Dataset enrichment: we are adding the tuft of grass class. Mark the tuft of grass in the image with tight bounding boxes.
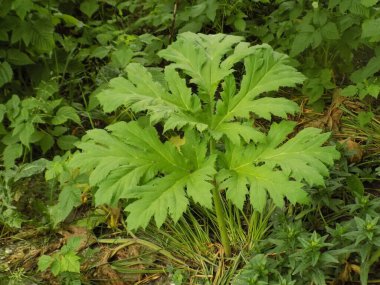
[139,202,275,284]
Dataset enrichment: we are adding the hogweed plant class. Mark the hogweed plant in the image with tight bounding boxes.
[69,33,339,257]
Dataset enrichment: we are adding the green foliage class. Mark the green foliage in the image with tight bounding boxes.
[38,237,82,277]
[233,167,380,285]
[1,0,379,282]
[0,159,49,228]
[0,61,12,87]
[123,0,219,33]
[0,1,59,93]
[0,0,168,229]
[0,0,189,236]
[233,229,339,285]
[336,192,380,285]
[0,82,81,170]
[70,33,339,233]
[250,0,380,104]
[234,255,298,285]
[44,153,88,226]
[234,195,380,285]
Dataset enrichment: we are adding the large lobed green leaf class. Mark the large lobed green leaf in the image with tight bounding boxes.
[70,32,338,230]
[70,121,216,229]
[218,121,340,212]
[97,34,304,143]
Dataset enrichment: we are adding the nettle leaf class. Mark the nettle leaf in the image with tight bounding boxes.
[111,46,133,68]
[57,135,79,150]
[321,22,340,40]
[13,121,35,146]
[361,0,378,7]
[3,143,23,169]
[350,55,380,83]
[12,0,33,19]
[64,237,82,252]
[36,80,59,100]
[362,18,380,41]
[38,255,53,272]
[50,185,81,226]
[357,111,374,127]
[290,32,313,56]
[71,33,337,230]
[13,158,48,182]
[29,17,55,53]
[6,49,34,65]
[80,0,99,18]
[0,61,13,87]
[57,252,81,274]
[52,106,81,125]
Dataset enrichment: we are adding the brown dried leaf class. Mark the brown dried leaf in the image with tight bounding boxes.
[302,90,345,131]
[23,248,42,270]
[108,207,121,228]
[338,262,352,282]
[327,108,343,131]
[344,100,364,111]
[324,92,345,131]
[340,138,364,163]
[305,118,326,129]
[114,244,141,259]
[93,247,124,285]
[350,264,361,274]
[96,264,125,285]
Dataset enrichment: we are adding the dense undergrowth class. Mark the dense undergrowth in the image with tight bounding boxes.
[0,0,380,284]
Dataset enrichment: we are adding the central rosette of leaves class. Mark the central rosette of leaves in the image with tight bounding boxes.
[70,33,339,233]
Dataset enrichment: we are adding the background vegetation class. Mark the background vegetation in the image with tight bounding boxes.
[0,0,379,284]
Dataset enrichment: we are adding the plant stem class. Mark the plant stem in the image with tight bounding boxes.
[369,248,380,266]
[209,139,231,257]
[212,185,231,257]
